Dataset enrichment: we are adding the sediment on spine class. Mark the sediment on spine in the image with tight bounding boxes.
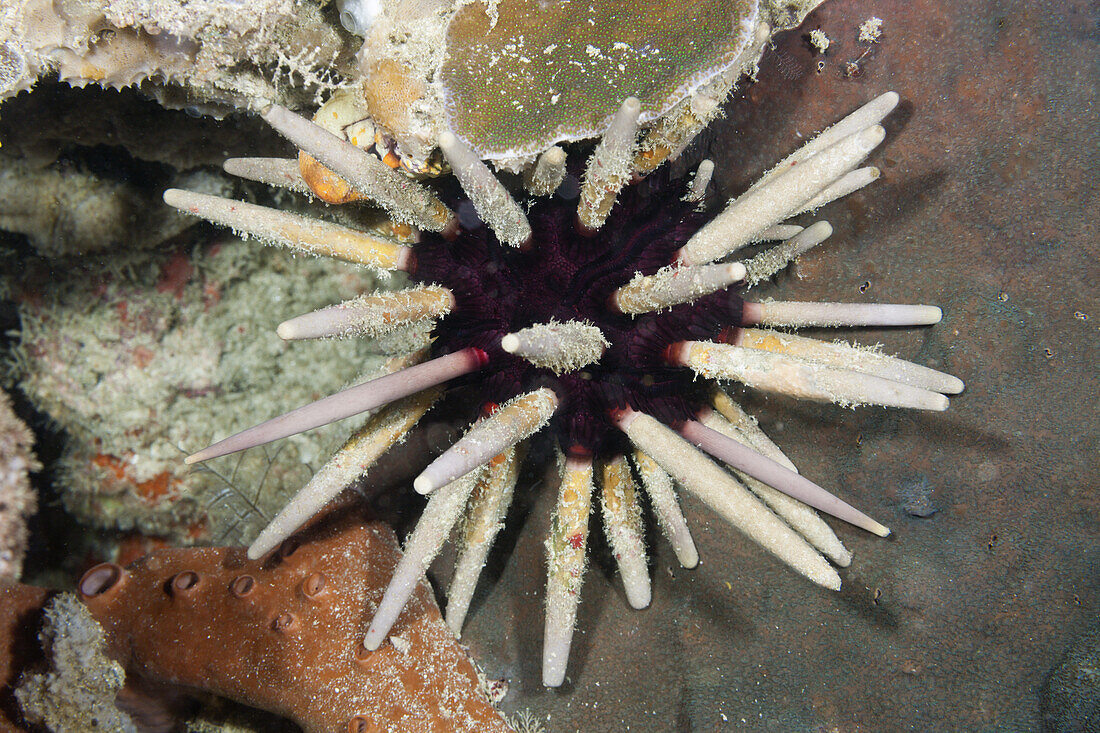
[414,388,558,494]
[446,446,522,635]
[163,189,414,272]
[247,390,438,559]
[630,450,698,569]
[524,146,567,196]
[697,410,852,566]
[599,456,651,609]
[543,453,594,687]
[578,97,642,232]
[365,468,484,650]
[260,104,454,232]
[615,409,841,591]
[439,131,532,247]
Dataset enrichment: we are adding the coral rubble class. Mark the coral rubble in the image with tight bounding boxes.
[0,389,38,584]
[14,593,137,732]
[78,506,515,733]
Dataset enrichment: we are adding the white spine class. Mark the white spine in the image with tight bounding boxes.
[794,166,881,214]
[578,97,642,231]
[680,417,889,537]
[736,327,964,394]
[500,321,608,374]
[414,388,559,494]
[446,447,521,635]
[631,451,698,569]
[277,286,455,341]
[247,391,437,559]
[678,125,886,265]
[750,92,899,192]
[524,146,567,196]
[672,340,949,411]
[743,221,833,286]
[616,410,840,591]
[364,468,483,650]
[163,189,413,272]
[611,263,747,315]
[743,301,943,328]
[543,454,594,687]
[699,410,852,566]
[439,131,532,248]
[599,456,651,610]
[260,105,453,231]
[684,159,715,203]
[223,157,312,195]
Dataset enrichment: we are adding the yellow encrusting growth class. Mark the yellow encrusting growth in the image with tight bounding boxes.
[599,456,651,609]
[162,189,412,272]
[543,454,594,687]
[446,446,523,635]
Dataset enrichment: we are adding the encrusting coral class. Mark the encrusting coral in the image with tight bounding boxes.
[14,593,137,732]
[9,240,385,543]
[0,0,356,112]
[76,504,515,733]
[0,389,38,584]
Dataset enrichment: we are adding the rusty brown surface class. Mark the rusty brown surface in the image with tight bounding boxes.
[82,509,514,733]
[455,1,1099,730]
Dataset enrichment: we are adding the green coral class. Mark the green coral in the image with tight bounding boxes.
[441,0,757,159]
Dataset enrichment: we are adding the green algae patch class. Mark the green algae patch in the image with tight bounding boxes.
[441,0,758,160]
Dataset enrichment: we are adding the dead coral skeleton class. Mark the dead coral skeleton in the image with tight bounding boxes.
[0,0,354,110]
[0,389,39,584]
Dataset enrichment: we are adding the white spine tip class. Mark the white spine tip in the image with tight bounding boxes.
[275,321,295,340]
[412,475,433,495]
[500,334,520,353]
[728,262,748,282]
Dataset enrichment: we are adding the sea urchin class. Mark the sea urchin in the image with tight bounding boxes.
[165,91,963,686]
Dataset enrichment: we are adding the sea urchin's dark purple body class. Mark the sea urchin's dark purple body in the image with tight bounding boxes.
[412,177,743,453]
